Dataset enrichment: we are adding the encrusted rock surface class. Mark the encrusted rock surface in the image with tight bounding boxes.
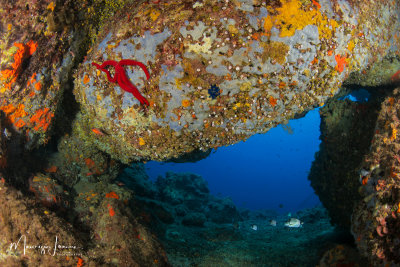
[0,173,171,266]
[0,178,87,266]
[1,0,400,265]
[119,167,349,266]
[309,87,383,228]
[352,88,400,264]
[74,0,400,162]
[119,168,243,229]
[0,0,86,148]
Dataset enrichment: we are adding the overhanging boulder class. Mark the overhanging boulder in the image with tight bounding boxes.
[73,0,400,163]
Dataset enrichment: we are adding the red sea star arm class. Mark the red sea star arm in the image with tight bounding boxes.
[119,59,151,80]
[116,64,150,106]
[91,59,150,106]
[92,60,119,83]
[391,69,400,82]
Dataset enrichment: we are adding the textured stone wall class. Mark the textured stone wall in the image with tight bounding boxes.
[1,1,399,163]
[1,1,400,265]
[73,0,400,162]
[352,88,400,264]
[308,89,382,228]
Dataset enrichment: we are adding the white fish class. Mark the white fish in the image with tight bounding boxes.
[284,218,303,228]
[3,128,11,139]
[360,169,369,177]
[251,224,258,231]
[359,169,370,184]
[269,220,277,226]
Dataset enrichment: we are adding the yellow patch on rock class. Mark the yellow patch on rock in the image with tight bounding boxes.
[47,2,55,12]
[139,137,145,146]
[228,24,239,34]
[260,41,289,65]
[347,40,355,52]
[263,0,339,39]
[182,99,191,107]
[150,9,161,21]
[185,37,213,54]
[240,82,252,92]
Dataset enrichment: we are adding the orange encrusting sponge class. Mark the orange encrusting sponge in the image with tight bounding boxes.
[0,40,37,93]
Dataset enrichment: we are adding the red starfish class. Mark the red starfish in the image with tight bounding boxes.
[92,59,150,106]
[391,69,400,82]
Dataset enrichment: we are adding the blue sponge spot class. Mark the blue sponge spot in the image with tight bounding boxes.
[208,84,220,99]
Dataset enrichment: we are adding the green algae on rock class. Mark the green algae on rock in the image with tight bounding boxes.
[74,0,400,163]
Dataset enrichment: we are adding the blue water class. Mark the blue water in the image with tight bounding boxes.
[339,88,370,102]
[145,109,322,214]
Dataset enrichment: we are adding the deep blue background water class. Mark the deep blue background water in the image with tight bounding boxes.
[145,109,322,214]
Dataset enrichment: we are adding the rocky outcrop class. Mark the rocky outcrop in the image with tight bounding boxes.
[119,169,243,229]
[309,87,383,228]
[73,0,400,162]
[0,178,87,266]
[308,85,400,264]
[1,0,400,265]
[352,88,400,264]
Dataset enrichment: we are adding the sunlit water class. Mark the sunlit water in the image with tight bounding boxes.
[145,108,322,214]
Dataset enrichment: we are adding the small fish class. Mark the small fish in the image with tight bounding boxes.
[284,218,303,228]
[251,224,258,231]
[359,169,370,184]
[269,220,277,227]
[3,128,11,139]
[360,169,369,177]
[92,128,105,136]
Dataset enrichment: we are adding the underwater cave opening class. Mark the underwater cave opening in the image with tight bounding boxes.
[145,108,322,215]
[339,88,371,103]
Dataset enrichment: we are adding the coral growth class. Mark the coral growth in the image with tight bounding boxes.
[0,41,37,93]
[352,87,400,264]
